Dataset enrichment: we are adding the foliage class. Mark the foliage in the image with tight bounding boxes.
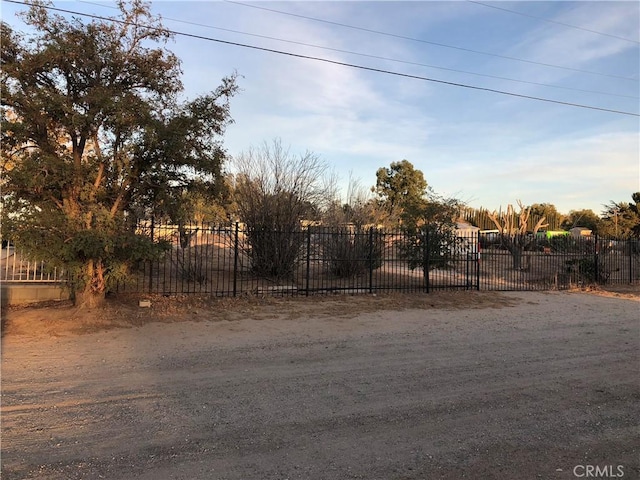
[233,139,329,279]
[462,207,497,231]
[546,234,572,253]
[560,209,601,232]
[373,159,461,272]
[173,246,208,284]
[0,1,237,305]
[528,203,564,230]
[324,175,377,227]
[533,232,585,254]
[400,192,462,272]
[322,227,384,278]
[321,176,384,277]
[374,160,427,226]
[167,178,235,225]
[565,257,599,284]
[599,192,640,238]
[464,205,547,233]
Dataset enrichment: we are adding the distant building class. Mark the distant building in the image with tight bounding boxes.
[455,221,480,237]
[570,227,592,238]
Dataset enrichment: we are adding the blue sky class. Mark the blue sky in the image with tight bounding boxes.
[2,0,639,215]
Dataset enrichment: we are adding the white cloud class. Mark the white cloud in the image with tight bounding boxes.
[504,2,639,84]
[450,130,639,213]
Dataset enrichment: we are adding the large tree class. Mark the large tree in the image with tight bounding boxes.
[374,159,427,225]
[600,192,640,238]
[400,190,462,273]
[560,209,601,232]
[487,201,548,270]
[1,0,238,306]
[528,203,563,230]
[374,160,462,271]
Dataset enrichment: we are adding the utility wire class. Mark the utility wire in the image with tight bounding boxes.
[76,0,637,100]
[224,0,638,82]
[3,0,639,117]
[467,0,639,45]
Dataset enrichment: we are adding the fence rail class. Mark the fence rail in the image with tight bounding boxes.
[115,223,639,296]
[3,224,639,296]
[1,244,66,283]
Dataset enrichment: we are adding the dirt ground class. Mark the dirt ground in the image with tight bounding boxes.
[1,288,639,479]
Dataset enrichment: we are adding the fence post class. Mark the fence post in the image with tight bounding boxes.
[594,234,599,284]
[306,226,311,296]
[476,230,481,291]
[148,217,155,294]
[627,238,633,284]
[233,222,239,297]
[424,227,430,293]
[368,227,374,294]
[465,250,470,291]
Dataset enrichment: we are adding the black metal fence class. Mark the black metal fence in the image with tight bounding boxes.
[113,222,640,296]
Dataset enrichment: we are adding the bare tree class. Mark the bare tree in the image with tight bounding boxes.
[322,175,384,278]
[233,139,329,279]
[487,200,548,270]
[323,174,378,227]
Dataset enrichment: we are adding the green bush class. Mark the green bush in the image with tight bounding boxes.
[245,226,305,280]
[323,227,384,278]
[401,224,461,272]
[565,257,598,284]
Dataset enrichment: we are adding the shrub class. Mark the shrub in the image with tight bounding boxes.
[233,139,329,280]
[565,257,602,284]
[323,227,384,278]
[401,224,462,272]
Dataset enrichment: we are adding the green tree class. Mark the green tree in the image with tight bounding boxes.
[170,177,235,225]
[528,203,563,230]
[1,1,238,307]
[374,160,427,225]
[400,190,462,272]
[560,209,601,232]
[600,193,640,238]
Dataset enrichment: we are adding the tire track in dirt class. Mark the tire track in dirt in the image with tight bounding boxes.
[1,292,638,480]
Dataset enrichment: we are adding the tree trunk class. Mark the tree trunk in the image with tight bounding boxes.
[71,259,107,308]
[72,288,106,309]
[507,244,523,270]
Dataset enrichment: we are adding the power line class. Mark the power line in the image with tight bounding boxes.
[3,0,639,117]
[76,0,637,100]
[467,0,639,45]
[224,0,638,82]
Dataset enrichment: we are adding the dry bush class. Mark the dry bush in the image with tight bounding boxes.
[233,139,330,279]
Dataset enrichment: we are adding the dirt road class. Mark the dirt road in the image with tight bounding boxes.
[1,291,638,479]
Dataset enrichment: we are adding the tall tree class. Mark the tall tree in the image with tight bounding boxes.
[374,160,427,225]
[560,209,601,232]
[600,192,640,238]
[1,0,238,307]
[487,201,548,270]
[528,203,563,230]
[400,190,462,273]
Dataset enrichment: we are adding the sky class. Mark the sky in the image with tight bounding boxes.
[2,0,639,215]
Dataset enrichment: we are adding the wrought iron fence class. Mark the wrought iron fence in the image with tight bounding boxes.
[3,224,638,295]
[113,222,640,296]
